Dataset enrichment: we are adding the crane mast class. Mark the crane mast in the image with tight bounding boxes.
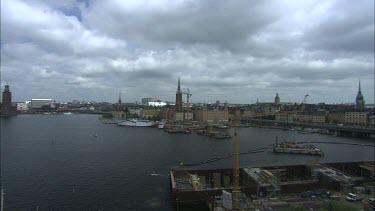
[303,94,309,104]
[231,107,240,209]
[182,89,192,121]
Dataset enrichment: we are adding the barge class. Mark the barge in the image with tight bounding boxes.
[273,141,324,156]
[196,125,233,139]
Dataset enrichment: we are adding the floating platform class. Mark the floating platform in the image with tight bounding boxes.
[273,141,324,156]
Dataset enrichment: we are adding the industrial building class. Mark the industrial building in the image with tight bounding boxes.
[30,99,53,109]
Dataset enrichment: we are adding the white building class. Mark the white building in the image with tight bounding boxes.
[148,101,167,107]
[16,102,29,111]
[128,107,143,116]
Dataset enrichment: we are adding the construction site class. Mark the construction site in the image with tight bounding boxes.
[170,161,375,210]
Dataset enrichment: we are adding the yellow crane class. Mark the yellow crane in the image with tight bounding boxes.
[228,106,240,209]
[182,89,192,121]
[232,108,240,209]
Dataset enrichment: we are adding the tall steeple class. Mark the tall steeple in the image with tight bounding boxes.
[175,77,183,111]
[355,80,365,110]
[178,76,181,91]
[118,91,122,104]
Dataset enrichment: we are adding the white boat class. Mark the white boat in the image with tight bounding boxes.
[158,122,165,129]
[63,112,73,115]
[118,119,155,127]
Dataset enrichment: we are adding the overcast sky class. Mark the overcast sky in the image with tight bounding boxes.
[1,0,374,104]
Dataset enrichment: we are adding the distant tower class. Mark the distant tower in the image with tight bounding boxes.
[118,91,122,104]
[1,84,14,116]
[275,93,280,106]
[355,80,365,110]
[175,77,183,111]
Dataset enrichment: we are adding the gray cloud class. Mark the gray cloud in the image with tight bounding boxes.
[1,0,374,104]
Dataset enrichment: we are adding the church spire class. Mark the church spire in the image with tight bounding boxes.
[118,91,122,104]
[358,80,361,93]
[178,76,180,91]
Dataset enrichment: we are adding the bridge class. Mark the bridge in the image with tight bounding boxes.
[240,118,375,138]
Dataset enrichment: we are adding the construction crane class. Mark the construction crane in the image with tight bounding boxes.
[182,89,192,121]
[302,94,309,104]
[232,113,240,209]
[228,106,240,209]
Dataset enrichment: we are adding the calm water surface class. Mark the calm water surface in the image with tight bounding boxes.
[1,114,374,210]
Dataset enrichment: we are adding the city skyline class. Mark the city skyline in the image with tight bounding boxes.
[1,79,372,106]
[1,0,374,104]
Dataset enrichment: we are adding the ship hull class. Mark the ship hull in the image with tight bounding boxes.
[118,120,155,127]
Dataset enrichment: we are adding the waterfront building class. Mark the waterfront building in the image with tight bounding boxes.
[275,93,280,106]
[193,108,228,123]
[327,111,346,124]
[1,84,17,116]
[160,107,175,120]
[143,108,161,118]
[110,110,126,120]
[174,111,193,121]
[296,113,325,123]
[355,81,365,110]
[345,111,368,126]
[275,112,296,122]
[367,110,375,126]
[175,77,183,111]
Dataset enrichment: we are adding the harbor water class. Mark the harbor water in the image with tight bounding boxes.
[1,114,374,210]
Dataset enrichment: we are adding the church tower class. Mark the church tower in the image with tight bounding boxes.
[175,77,183,111]
[1,84,15,116]
[355,80,365,110]
[274,93,280,106]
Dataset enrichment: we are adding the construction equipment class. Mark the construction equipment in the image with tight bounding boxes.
[302,94,309,104]
[182,89,192,121]
[229,107,241,209]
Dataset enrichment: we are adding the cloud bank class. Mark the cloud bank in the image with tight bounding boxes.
[1,0,374,104]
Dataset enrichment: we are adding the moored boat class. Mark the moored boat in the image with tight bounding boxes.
[158,122,165,129]
[209,131,233,139]
[118,119,155,127]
